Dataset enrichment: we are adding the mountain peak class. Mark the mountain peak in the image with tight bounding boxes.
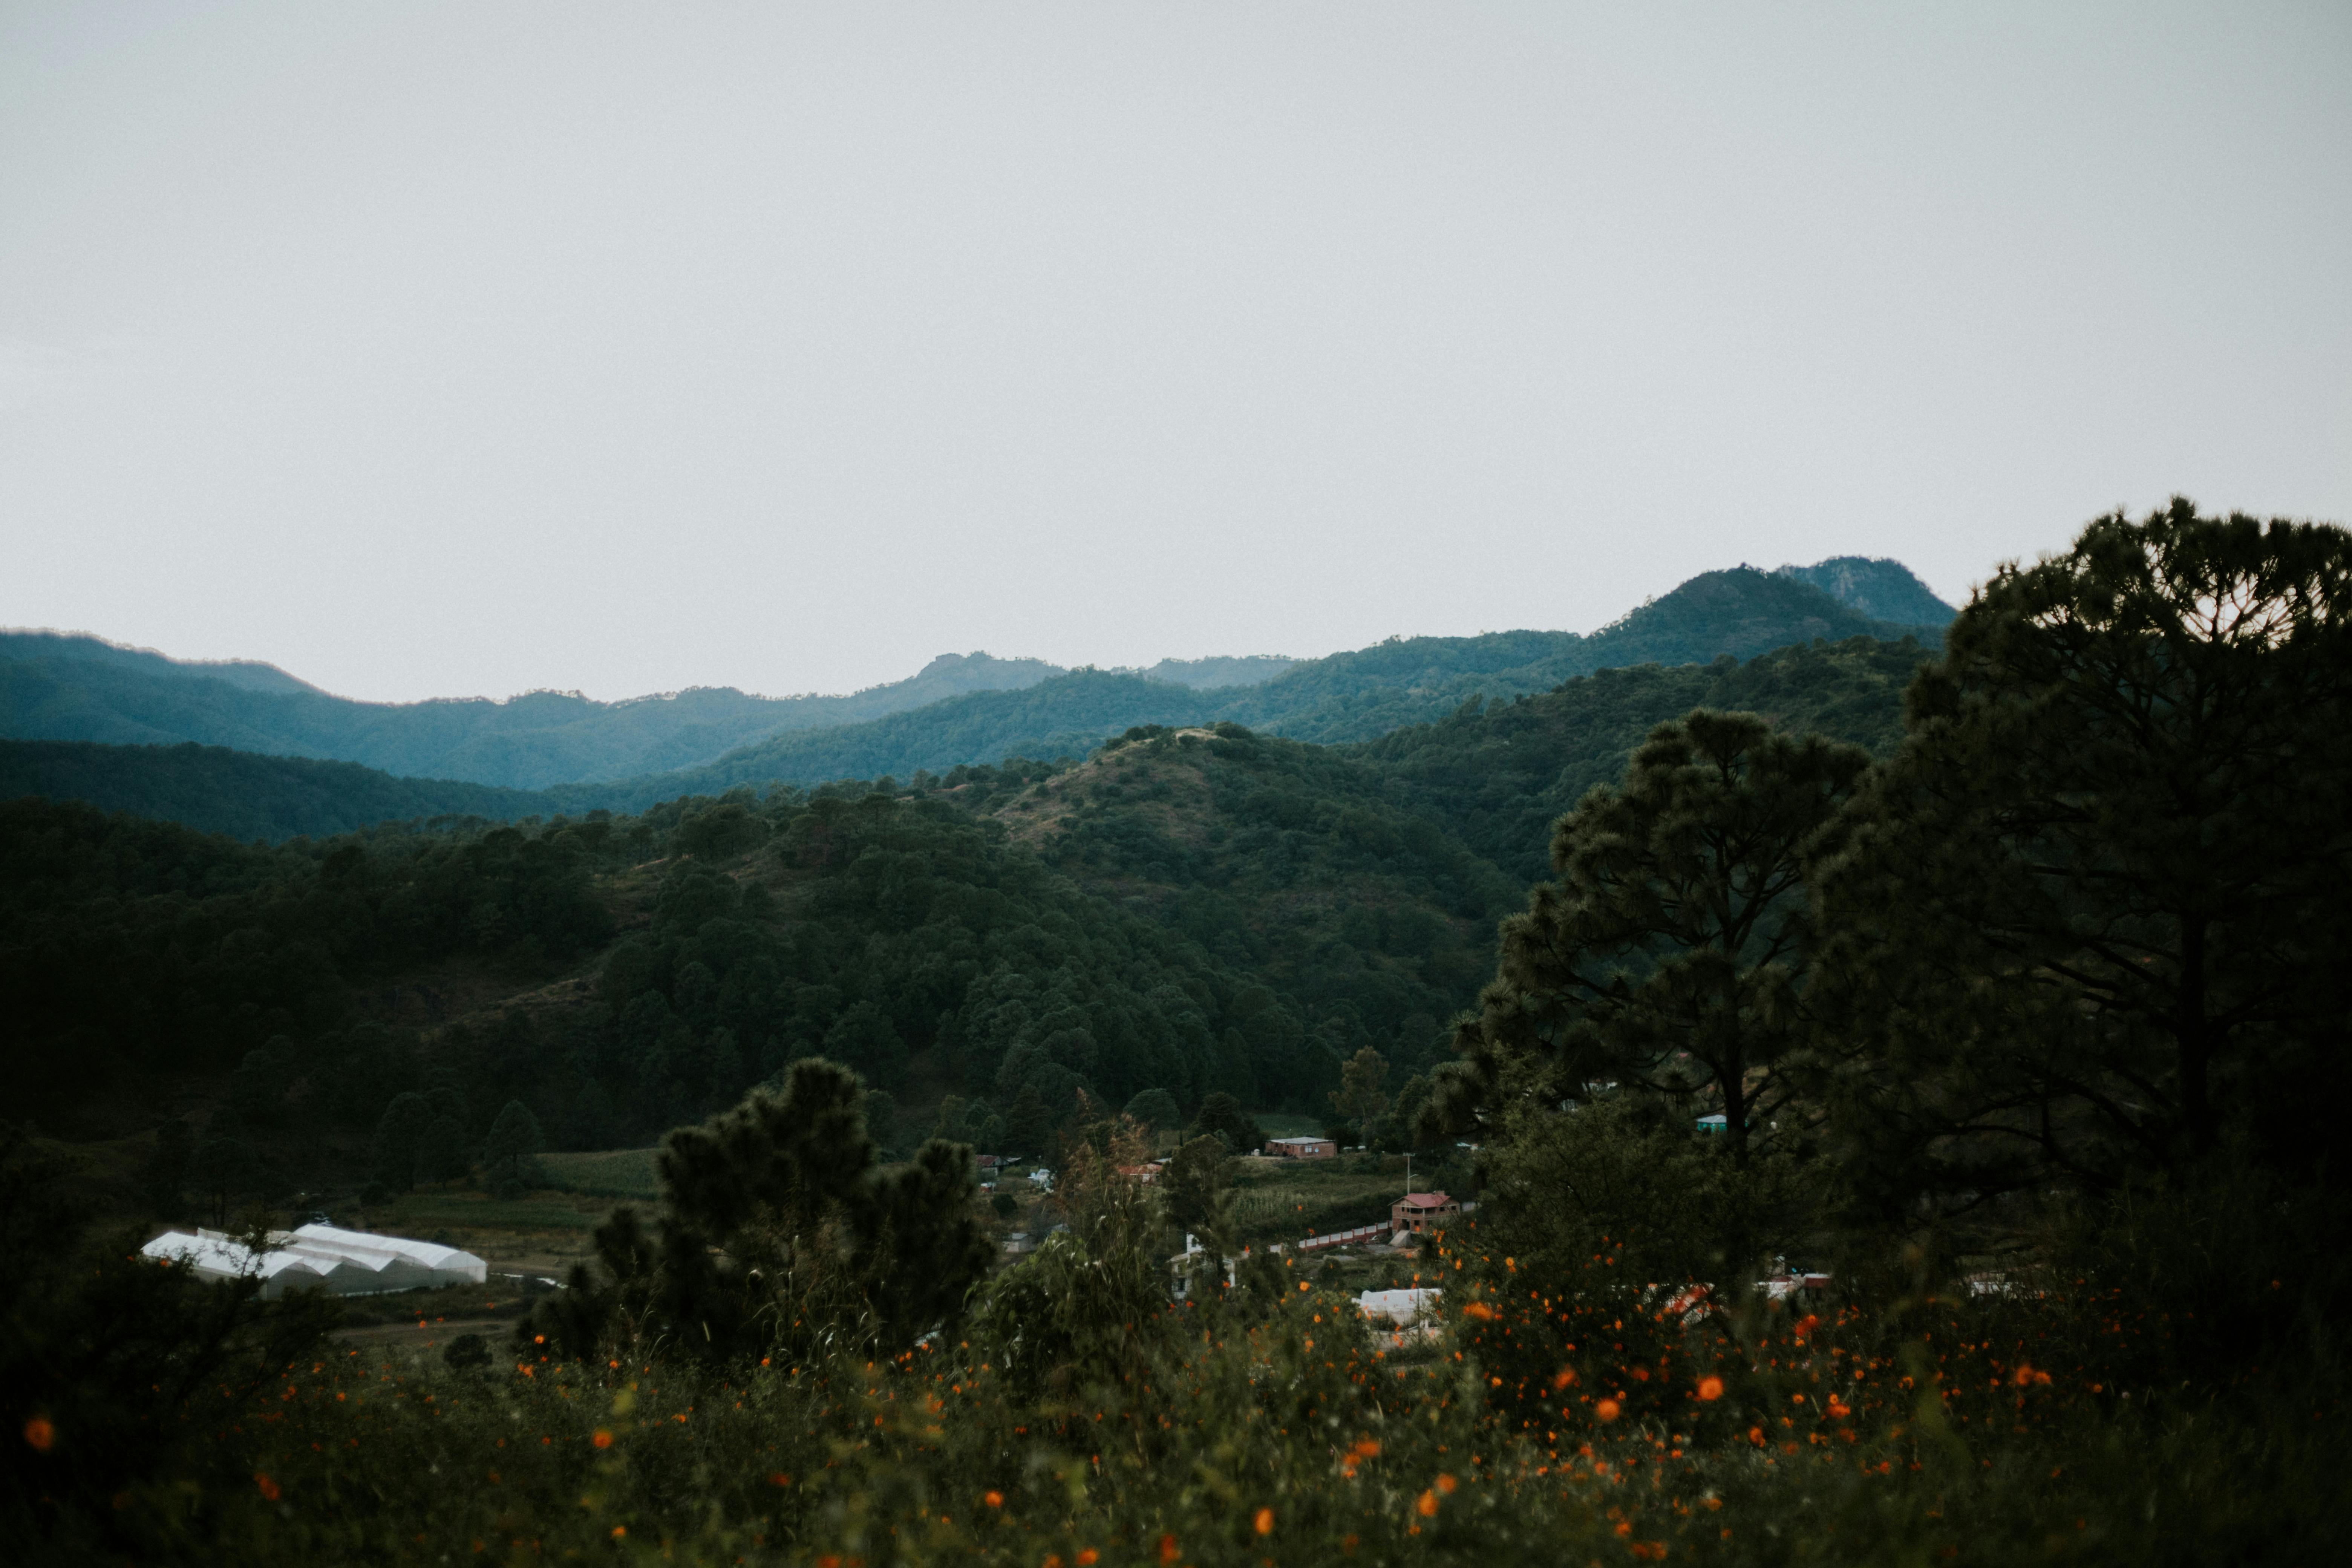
[1774,557,1956,626]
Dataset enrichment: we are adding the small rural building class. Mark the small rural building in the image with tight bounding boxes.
[1166,1233,1237,1300]
[1263,1136,1338,1159]
[1390,1191,1461,1236]
[1760,1270,1832,1301]
[1355,1287,1442,1326]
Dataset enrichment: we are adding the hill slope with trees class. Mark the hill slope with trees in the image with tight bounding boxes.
[0,640,1066,790]
[1350,635,1932,882]
[0,739,559,842]
[566,568,1943,803]
[4,558,1946,796]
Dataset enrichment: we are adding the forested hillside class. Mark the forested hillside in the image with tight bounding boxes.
[0,629,325,695]
[574,670,1228,810]
[0,760,1499,1177]
[1218,564,1943,742]
[0,740,557,842]
[559,567,1942,802]
[4,559,1944,799]
[2,637,1932,1216]
[965,723,1521,1079]
[0,640,1065,790]
[1775,553,1958,625]
[1352,635,1931,880]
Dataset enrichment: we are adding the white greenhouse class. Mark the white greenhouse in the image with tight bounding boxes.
[141,1224,488,1299]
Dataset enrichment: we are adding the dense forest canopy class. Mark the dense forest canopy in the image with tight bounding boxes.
[0,739,559,843]
[2,626,1938,1170]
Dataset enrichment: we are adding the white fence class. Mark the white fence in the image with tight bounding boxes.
[1263,1221,1390,1256]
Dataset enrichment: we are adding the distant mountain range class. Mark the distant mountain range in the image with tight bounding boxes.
[0,555,1955,835]
[565,562,1951,809]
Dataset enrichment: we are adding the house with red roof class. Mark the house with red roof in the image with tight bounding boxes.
[1390,1191,1461,1236]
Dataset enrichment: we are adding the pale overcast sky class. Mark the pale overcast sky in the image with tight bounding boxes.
[3,3,2346,703]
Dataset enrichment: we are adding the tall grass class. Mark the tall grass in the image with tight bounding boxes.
[64,1245,2344,1565]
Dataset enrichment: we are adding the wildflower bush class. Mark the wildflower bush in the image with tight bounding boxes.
[11,1145,2346,1563]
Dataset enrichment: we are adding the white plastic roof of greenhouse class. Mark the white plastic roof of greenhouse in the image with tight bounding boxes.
[289,1223,487,1285]
[140,1225,488,1298]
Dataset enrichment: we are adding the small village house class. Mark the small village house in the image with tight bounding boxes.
[1390,1190,1461,1236]
[1263,1136,1338,1159]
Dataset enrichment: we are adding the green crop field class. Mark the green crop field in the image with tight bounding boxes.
[369,1188,609,1233]
[538,1146,663,1199]
[1222,1150,1472,1245]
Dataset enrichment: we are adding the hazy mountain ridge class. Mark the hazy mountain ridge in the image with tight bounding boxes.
[0,641,1066,790]
[565,566,1944,802]
[1126,654,1298,688]
[0,629,326,697]
[1219,566,1942,742]
[1,556,1950,807]
[557,670,1228,812]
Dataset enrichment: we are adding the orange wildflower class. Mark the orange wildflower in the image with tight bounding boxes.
[1595,1399,1621,1423]
[23,1417,54,1452]
[1435,1473,1457,1494]
[985,1490,1005,1509]
[1416,1490,1439,1517]
[1254,1507,1274,1535]
[254,1473,280,1501]
[592,1430,612,1449]
[1158,1533,1181,1563]
[1697,1376,1724,1401]
[1078,1552,1099,1566]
